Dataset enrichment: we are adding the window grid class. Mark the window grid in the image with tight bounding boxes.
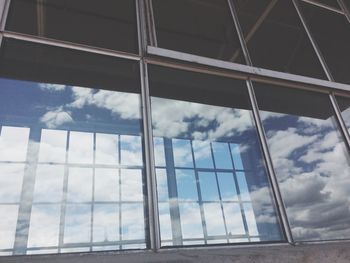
[0,0,349,257]
[155,137,260,246]
[0,125,146,255]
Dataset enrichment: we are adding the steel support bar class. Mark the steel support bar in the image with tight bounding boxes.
[292,0,334,81]
[329,93,350,152]
[228,0,278,63]
[338,0,350,23]
[301,0,344,14]
[140,61,161,251]
[246,80,294,244]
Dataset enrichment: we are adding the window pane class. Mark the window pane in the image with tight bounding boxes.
[300,2,350,84]
[27,205,61,248]
[233,0,327,79]
[6,0,138,53]
[152,0,245,63]
[255,82,350,241]
[0,205,18,251]
[0,38,146,255]
[150,65,284,246]
[0,126,29,162]
[64,204,91,244]
[33,165,64,202]
[38,129,67,163]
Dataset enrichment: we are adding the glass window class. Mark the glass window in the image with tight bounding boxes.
[233,0,327,79]
[254,82,350,241]
[149,65,284,247]
[300,2,350,84]
[152,0,245,63]
[5,0,138,53]
[0,39,146,255]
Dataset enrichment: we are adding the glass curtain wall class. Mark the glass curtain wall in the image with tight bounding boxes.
[0,39,147,255]
[1,0,350,258]
[254,82,350,241]
[148,65,284,246]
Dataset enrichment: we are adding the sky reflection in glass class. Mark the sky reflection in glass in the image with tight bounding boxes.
[150,66,283,246]
[255,83,350,241]
[0,78,146,255]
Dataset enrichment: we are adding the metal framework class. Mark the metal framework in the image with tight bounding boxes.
[0,0,350,259]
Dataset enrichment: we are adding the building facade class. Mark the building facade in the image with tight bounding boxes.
[0,0,350,262]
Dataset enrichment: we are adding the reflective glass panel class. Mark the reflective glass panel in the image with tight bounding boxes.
[254,82,350,241]
[233,0,327,79]
[152,0,245,63]
[300,2,350,84]
[6,0,138,53]
[150,65,284,247]
[0,39,146,255]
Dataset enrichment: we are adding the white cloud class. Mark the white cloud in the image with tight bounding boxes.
[68,86,140,120]
[151,97,254,140]
[39,83,66,92]
[40,107,73,128]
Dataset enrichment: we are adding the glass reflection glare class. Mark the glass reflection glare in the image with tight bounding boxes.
[256,84,350,241]
[0,79,146,255]
[151,95,283,246]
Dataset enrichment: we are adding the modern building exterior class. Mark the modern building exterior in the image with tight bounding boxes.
[0,0,350,262]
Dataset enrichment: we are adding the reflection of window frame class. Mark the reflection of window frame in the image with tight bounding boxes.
[1,0,350,259]
[0,124,147,255]
[155,137,259,246]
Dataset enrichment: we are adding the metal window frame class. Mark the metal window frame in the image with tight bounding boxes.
[301,0,345,14]
[338,0,350,23]
[1,0,350,260]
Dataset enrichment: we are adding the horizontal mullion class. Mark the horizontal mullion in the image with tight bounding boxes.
[146,46,350,94]
[0,31,141,61]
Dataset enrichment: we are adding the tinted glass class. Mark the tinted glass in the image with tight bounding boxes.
[254,82,350,241]
[152,0,245,63]
[0,39,146,256]
[233,0,327,79]
[149,65,283,247]
[5,0,138,53]
[300,2,350,84]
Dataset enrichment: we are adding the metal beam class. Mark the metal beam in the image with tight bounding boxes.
[147,46,350,93]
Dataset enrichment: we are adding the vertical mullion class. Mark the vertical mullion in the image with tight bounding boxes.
[292,0,334,81]
[140,60,160,250]
[190,141,208,244]
[228,0,293,244]
[329,93,350,152]
[58,130,70,252]
[227,0,252,66]
[118,135,122,250]
[144,0,157,46]
[136,0,144,56]
[338,0,350,23]
[209,143,229,243]
[0,0,10,52]
[246,79,294,244]
[0,0,10,31]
